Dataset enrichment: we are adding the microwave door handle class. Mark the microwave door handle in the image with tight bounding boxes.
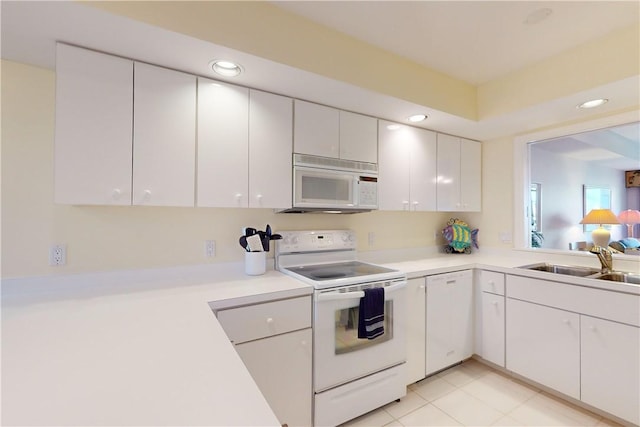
[317,291,365,302]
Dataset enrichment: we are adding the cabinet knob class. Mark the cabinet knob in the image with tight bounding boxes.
[112,189,122,199]
[301,340,308,346]
[235,193,242,199]
[562,319,571,325]
[143,190,151,201]
[266,317,274,324]
[589,325,597,332]
[256,194,263,199]
[491,301,498,306]
[419,284,425,289]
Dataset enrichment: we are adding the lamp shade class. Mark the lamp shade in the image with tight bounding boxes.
[579,209,620,225]
[618,209,640,225]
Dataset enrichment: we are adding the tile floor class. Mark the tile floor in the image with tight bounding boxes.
[340,359,623,427]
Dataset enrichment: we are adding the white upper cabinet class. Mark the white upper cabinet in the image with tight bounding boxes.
[248,90,293,209]
[436,134,481,212]
[197,79,249,207]
[294,100,377,163]
[294,100,339,158]
[54,44,134,205]
[133,63,196,206]
[339,111,378,163]
[378,121,436,211]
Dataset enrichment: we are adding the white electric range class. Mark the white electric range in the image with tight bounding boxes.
[275,230,407,427]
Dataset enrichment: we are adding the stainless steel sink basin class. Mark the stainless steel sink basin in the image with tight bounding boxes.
[517,263,601,277]
[592,272,640,285]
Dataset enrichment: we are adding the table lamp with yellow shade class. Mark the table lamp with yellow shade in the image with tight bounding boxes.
[580,209,620,247]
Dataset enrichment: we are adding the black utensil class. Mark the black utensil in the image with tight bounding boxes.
[258,231,270,251]
[239,236,249,251]
[245,227,257,237]
[266,224,272,238]
[270,234,282,240]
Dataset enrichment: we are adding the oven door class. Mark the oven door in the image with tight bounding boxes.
[313,279,407,392]
[293,166,357,209]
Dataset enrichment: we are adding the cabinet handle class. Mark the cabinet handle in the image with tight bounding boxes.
[589,325,597,332]
[562,319,571,325]
[112,188,122,200]
[266,317,274,324]
[419,284,425,289]
[143,190,151,201]
[301,340,307,346]
[491,301,498,306]
[256,194,263,200]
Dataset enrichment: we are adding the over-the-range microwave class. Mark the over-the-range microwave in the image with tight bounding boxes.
[277,154,378,214]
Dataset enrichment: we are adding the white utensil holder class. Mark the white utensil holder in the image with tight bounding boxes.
[245,251,266,276]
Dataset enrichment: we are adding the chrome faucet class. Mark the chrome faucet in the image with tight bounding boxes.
[589,246,613,273]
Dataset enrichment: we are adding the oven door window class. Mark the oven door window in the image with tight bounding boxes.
[335,301,393,354]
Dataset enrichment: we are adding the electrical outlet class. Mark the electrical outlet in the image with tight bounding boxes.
[49,244,66,266]
[205,240,216,258]
[367,232,375,246]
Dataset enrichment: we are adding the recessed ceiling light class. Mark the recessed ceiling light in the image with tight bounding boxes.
[387,124,401,130]
[407,114,427,123]
[209,60,243,77]
[524,8,553,25]
[577,98,609,109]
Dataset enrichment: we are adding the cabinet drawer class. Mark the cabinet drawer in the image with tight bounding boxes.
[478,270,505,295]
[507,275,640,326]
[216,296,311,344]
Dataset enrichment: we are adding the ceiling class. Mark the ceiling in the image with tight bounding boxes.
[273,1,640,85]
[533,122,640,171]
[1,1,639,144]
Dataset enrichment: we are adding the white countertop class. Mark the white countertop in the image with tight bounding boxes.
[1,264,311,427]
[2,249,638,426]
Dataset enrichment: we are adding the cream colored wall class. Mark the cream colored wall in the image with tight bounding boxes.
[1,60,464,278]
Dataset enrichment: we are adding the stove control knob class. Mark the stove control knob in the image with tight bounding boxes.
[291,236,299,245]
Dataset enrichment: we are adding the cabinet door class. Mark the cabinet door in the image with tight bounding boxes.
[426,271,473,375]
[581,316,639,425]
[436,133,461,212]
[460,138,481,211]
[197,79,249,207]
[481,293,505,367]
[235,329,312,427]
[54,44,133,205]
[506,298,580,399]
[293,100,339,158]
[248,90,292,209]
[133,63,196,206]
[406,278,426,384]
[339,111,377,163]
[409,128,437,211]
[378,121,411,211]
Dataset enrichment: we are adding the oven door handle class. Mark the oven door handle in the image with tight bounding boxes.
[316,280,407,302]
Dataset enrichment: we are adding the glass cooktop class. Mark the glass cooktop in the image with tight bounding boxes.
[284,261,397,282]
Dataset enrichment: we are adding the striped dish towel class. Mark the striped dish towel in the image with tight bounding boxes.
[357,287,385,340]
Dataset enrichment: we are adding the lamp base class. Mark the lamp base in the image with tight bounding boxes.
[592,226,610,248]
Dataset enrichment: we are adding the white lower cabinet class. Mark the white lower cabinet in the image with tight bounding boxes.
[406,277,426,384]
[480,293,505,367]
[506,298,581,399]
[235,329,312,427]
[426,270,473,375]
[581,315,640,425]
[214,296,312,427]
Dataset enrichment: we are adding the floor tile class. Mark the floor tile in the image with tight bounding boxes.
[339,407,395,427]
[398,403,462,426]
[382,390,428,419]
[383,421,404,427]
[491,415,524,426]
[431,388,504,426]
[411,375,457,402]
[508,392,601,426]
[437,363,488,387]
[461,370,539,413]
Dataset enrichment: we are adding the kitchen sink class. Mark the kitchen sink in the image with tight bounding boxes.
[592,272,640,285]
[517,263,601,277]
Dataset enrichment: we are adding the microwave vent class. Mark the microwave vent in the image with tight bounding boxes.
[294,154,377,173]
